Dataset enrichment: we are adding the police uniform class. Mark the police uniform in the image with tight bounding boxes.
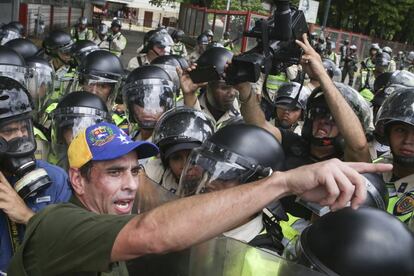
[375,153,414,223]
[109,32,127,57]
[172,41,188,57]
[127,53,150,71]
[70,27,94,41]
[144,158,179,194]
[93,36,110,50]
[0,160,71,272]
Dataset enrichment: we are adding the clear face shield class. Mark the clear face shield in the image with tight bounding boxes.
[51,107,110,167]
[27,63,54,122]
[177,141,266,197]
[82,74,120,106]
[123,79,175,129]
[153,64,180,93]
[0,64,28,87]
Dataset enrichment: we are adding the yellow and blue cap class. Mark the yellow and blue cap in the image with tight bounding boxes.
[68,122,159,168]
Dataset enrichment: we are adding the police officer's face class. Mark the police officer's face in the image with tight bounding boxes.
[312,114,339,138]
[152,45,168,56]
[389,123,414,158]
[208,81,236,112]
[78,151,140,215]
[276,106,302,128]
[58,52,72,64]
[168,149,192,181]
[132,104,164,125]
[0,120,29,141]
[83,83,113,102]
[111,26,120,33]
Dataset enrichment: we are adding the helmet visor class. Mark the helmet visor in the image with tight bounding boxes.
[27,64,54,115]
[153,64,180,91]
[0,118,36,156]
[177,142,259,197]
[0,30,21,45]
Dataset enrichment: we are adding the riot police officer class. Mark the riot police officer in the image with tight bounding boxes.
[0,76,71,272]
[70,40,99,67]
[127,28,174,71]
[122,65,175,142]
[341,44,358,86]
[273,82,311,134]
[50,91,112,169]
[375,87,414,223]
[70,16,94,42]
[93,23,110,50]
[383,46,397,72]
[188,34,209,64]
[145,106,215,193]
[108,18,127,57]
[171,29,187,57]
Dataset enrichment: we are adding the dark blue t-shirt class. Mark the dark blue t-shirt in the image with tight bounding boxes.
[0,160,72,273]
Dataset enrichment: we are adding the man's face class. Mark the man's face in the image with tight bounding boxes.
[276,106,302,128]
[83,83,113,103]
[389,123,414,158]
[111,26,120,33]
[312,113,339,138]
[79,24,86,31]
[132,104,165,126]
[0,120,29,141]
[152,45,169,56]
[57,52,72,64]
[208,81,236,112]
[168,149,191,181]
[80,151,140,215]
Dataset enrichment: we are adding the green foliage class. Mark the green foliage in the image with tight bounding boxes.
[319,0,414,43]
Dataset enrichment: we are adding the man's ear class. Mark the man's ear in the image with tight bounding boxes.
[69,168,86,196]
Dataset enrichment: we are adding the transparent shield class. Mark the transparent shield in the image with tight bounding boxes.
[27,64,54,119]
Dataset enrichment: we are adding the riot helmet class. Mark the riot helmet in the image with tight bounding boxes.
[343,39,349,45]
[0,24,21,45]
[151,54,189,93]
[0,76,52,198]
[375,52,391,75]
[70,40,99,66]
[4,38,39,59]
[142,28,174,55]
[178,124,285,197]
[25,56,54,123]
[97,23,109,36]
[78,16,88,27]
[0,45,28,86]
[302,82,372,148]
[6,21,24,36]
[407,51,414,64]
[172,29,185,42]
[349,44,357,51]
[122,65,175,129]
[370,43,380,52]
[375,87,414,166]
[111,18,122,28]
[153,106,215,166]
[382,46,392,56]
[197,34,209,46]
[322,58,341,82]
[285,207,414,276]
[43,30,74,64]
[196,46,233,77]
[223,31,230,39]
[78,50,124,103]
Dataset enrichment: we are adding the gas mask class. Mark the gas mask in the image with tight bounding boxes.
[0,117,51,198]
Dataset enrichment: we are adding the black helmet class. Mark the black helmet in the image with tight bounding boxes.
[0,46,27,86]
[362,172,389,210]
[151,54,189,92]
[203,29,214,38]
[0,76,33,121]
[370,43,380,51]
[197,34,209,45]
[375,52,391,69]
[383,46,392,56]
[274,82,311,111]
[78,16,88,26]
[322,58,341,81]
[111,18,122,28]
[52,91,110,146]
[0,24,21,45]
[288,207,414,276]
[142,28,174,54]
[97,23,109,35]
[78,50,124,83]
[224,31,230,38]
[178,124,284,196]
[196,47,233,77]
[173,29,185,41]
[70,40,99,66]
[43,30,73,57]
[123,65,175,128]
[373,72,394,93]
[375,87,414,166]
[302,82,372,147]
[153,106,215,165]
[343,39,349,45]
[7,21,24,35]
[4,38,39,59]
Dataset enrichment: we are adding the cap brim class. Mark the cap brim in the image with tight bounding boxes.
[93,140,159,161]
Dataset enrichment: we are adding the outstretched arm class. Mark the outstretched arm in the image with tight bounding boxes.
[111,160,391,261]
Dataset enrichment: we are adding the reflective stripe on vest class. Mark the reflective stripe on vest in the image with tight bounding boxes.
[279,213,300,241]
[266,73,289,91]
[360,88,374,102]
[33,127,48,141]
[45,102,58,114]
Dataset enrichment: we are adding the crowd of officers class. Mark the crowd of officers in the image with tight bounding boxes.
[0,16,413,276]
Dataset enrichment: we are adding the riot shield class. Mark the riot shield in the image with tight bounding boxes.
[130,176,324,276]
[127,235,324,276]
[134,173,178,214]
